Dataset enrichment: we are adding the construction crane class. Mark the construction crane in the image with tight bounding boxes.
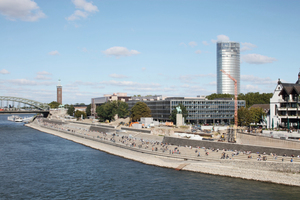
[220,69,238,141]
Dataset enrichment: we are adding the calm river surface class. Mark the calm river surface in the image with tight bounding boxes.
[0,114,299,200]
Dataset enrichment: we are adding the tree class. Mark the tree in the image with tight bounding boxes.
[249,107,265,125]
[117,101,129,118]
[238,92,273,108]
[237,107,252,126]
[206,93,234,100]
[48,101,60,108]
[67,105,75,116]
[170,103,188,124]
[74,110,86,120]
[130,102,151,121]
[86,104,91,116]
[96,101,129,122]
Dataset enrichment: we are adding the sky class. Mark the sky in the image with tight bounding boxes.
[1,0,300,104]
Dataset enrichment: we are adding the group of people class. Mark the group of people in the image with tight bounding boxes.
[36,118,300,163]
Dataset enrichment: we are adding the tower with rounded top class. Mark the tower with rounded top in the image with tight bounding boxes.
[217,42,240,95]
[57,79,62,104]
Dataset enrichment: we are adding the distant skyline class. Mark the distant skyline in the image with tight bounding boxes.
[1,0,300,104]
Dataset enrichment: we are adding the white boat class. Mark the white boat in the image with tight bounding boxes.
[23,116,33,123]
[14,117,23,122]
[7,115,16,121]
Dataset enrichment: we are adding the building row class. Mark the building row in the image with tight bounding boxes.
[91,93,245,124]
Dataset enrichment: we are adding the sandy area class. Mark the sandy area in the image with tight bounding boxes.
[25,121,300,187]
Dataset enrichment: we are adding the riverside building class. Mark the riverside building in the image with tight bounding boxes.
[269,72,300,129]
[217,42,240,95]
[128,95,245,124]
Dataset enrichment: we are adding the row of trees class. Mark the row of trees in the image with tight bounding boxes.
[206,92,273,108]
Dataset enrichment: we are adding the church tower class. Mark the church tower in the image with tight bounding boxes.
[57,79,62,104]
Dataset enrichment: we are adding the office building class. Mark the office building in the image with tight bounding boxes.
[217,42,240,95]
[128,95,245,124]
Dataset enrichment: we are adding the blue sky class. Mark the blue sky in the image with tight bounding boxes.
[1,0,300,104]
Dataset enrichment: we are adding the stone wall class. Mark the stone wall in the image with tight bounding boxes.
[163,136,300,156]
[89,126,116,133]
[237,132,300,150]
[121,127,151,134]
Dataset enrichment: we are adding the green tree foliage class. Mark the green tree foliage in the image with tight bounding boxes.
[85,104,91,116]
[74,110,87,119]
[237,107,252,126]
[48,101,60,108]
[130,102,151,121]
[169,103,188,124]
[249,107,265,125]
[96,101,129,121]
[238,92,273,108]
[206,92,273,108]
[237,107,266,126]
[206,93,234,100]
[67,105,75,116]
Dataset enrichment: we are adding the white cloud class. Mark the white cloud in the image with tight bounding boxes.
[8,79,55,86]
[48,50,60,55]
[188,41,197,47]
[101,80,160,88]
[66,10,88,21]
[179,73,216,83]
[180,84,207,93]
[179,42,187,47]
[37,71,52,75]
[72,81,98,86]
[207,81,216,86]
[82,47,88,52]
[67,0,98,21]
[241,75,276,85]
[109,74,128,79]
[195,50,202,54]
[211,35,230,43]
[72,0,98,12]
[242,54,277,64]
[0,0,46,21]
[35,75,52,80]
[0,69,10,74]
[202,41,209,46]
[241,84,261,93]
[142,67,146,71]
[102,46,140,58]
[241,42,257,52]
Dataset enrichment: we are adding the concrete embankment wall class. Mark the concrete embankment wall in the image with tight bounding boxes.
[89,126,116,133]
[43,119,66,125]
[163,137,300,156]
[121,127,151,134]
[219,159,300,173]
[237,132,300,150]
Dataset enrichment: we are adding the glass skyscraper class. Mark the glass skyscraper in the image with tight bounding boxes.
[217,42,240,95]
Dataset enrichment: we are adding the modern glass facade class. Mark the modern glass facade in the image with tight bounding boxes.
[128,97,246,124]
[217,42,240,95]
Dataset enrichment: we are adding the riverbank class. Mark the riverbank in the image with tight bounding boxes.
[25,121,300,187]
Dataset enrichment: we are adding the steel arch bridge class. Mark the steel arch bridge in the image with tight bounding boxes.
[0,96,50,110]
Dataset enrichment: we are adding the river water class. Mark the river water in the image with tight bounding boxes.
[0,114,299,200]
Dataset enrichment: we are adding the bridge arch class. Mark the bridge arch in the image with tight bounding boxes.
[0,96,50,110]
